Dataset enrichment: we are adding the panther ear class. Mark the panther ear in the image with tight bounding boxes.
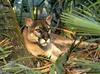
[46,15,52,25]
[24,17,33,27]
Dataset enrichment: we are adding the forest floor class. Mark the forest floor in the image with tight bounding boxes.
[1,33,100,74]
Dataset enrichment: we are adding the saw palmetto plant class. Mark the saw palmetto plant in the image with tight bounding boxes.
[61,12,100,35]
[54,0,100,74]
[48,0,100,74]
[0,38,13,65]
[61,0,100,35]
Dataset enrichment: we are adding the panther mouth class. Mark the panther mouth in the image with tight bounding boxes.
[41,43,48,46]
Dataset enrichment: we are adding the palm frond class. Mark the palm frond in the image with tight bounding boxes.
[61,13,100,35]
[75,59,100,73]
[0,0,24,47]
[0,38,12,60]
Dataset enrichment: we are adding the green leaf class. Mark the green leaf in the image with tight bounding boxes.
[49,64,56,74]
[96,47,100,51]
[0,47,4,52]
[56,53,68,74]
[61,13,100,35]
[75,59,100,69]
[2,62,42,74]
[0,51,12,59]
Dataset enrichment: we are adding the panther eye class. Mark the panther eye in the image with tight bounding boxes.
[35,29,40,32]
[34,30,41,37]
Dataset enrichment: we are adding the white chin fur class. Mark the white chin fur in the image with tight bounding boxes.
[40,39,45,44]
[41,43,47,46]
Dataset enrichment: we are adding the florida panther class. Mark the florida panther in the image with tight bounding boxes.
[22,16,62,62]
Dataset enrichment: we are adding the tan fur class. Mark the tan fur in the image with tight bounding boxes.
[23,27,62,62]
[23,27,46,56]
[22,17,62,62]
